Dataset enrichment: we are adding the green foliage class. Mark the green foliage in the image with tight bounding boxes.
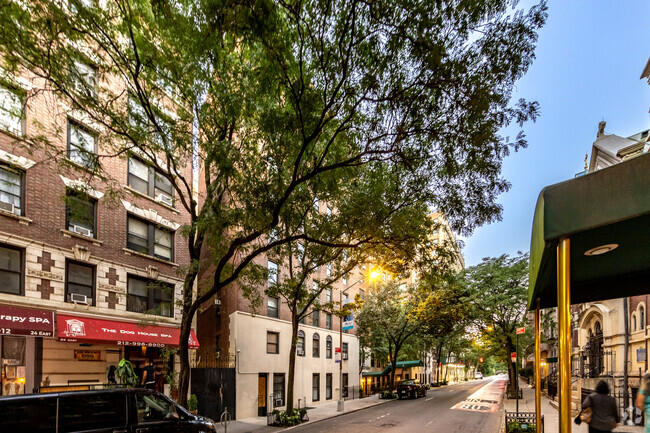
[0,0,546,406]
[506,420,536,433]
[187,394,198,411]
[459,253,530,389]
[116,359,138,387]
[277,410,302,426]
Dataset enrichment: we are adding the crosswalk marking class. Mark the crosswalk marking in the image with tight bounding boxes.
[450,378,507,413]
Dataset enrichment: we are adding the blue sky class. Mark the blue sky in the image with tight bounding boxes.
[461,0,650,267]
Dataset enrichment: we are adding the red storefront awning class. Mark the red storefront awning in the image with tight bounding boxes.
[57,315,199,348]
[0,305,55,337]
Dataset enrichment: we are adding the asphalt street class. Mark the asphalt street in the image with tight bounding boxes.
[290,378,505,433]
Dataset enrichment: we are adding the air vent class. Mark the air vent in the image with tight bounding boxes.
[156,193,173,207]
[71,225,92,237]
[70,293,88,304]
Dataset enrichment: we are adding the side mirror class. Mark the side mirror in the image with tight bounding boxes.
[164,411,180,421]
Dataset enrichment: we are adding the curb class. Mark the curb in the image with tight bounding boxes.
[283,399,393,430]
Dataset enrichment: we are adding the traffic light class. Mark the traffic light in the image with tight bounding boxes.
[479,357,484,363]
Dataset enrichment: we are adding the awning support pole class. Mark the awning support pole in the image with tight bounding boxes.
[557,238,572,433]
[535,299,542,433]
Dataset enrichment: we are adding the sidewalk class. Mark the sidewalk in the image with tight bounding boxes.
[501,385,643,433]
[224,394,392,433]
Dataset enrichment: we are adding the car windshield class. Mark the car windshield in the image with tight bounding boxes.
[399,380,415,385]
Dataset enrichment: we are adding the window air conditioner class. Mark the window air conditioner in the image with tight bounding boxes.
[297,349,305,356]
[275,399,283,407]
[71,225,92,237]
[70,293,88,304]
[157,193,173,207]
[0,201,15,214]
[342,353,349,360]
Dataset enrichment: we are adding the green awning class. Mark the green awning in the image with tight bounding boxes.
[361,360,424,377]
[528,152,650,310]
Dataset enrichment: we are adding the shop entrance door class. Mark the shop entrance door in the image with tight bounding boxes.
[258,373,267,416]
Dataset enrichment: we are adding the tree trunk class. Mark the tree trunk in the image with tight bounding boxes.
[506,338,517,395]
[177,266,199,408]
[286,316,299,415]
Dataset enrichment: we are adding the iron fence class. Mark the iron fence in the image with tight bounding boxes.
[191,351,236,368]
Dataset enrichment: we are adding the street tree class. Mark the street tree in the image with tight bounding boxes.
[356,282,426,389]
[0,0,547,405]
[460,253,530,393]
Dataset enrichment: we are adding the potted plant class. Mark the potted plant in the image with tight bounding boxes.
[116,359,138,387]
[299,408,309,422]
[188,394,198,415]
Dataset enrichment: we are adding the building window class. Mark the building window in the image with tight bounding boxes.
[66,190,96,238]
[0,85,23,136]
[326,336,332,359]
[66,261,95,305]
[342,373,349,398]
[312,333,320,358]
[312,310,319,327]
[72,60,97,97]
[267,331,279,354]
[127,216,174,261]
[359,289,365,300]
[342,276,347,285]
[326,313,332,330]
[326,373,332,400]
[0,165,23,216]
[642,306,645,329]
[267,296,279,318]
[297,330,305,356]
[326,264,331,277]
[0,244,23,295]
[633,314,637,332]
[313,197,319,211]
[268,261,278,286]
[127,157,174,206]
[68,121,97,168]
[312,373,320,402]
[326,288,332,303]
[342,342,348,360]
[126,276,173,317]
[273,373,285,407]
[326,206,332,217]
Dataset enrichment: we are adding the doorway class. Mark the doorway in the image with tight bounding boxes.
[258,373,267,416]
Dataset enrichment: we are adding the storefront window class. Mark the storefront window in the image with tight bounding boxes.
[2,336,26,395]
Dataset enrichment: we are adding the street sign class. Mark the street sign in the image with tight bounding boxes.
[342,298,354,330]
[511,352,517,362]
[516,327,525,334]
[335,347,341,353]
[335,351,341,363]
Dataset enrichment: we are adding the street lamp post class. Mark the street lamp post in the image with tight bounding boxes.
[338,287,349,412]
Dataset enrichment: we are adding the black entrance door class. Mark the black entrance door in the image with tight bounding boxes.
[258,373,267,416]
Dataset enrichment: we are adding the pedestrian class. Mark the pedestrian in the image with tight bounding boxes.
[141,358,155,390]
[636,371,650,433]
[580,380,619,433]
[107,365,117,385]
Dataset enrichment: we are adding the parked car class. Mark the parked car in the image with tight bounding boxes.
[397,379,426,399]
[1,387,217,433]
[475,372,483,379]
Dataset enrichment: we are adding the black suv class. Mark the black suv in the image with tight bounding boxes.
[1,387,216,433]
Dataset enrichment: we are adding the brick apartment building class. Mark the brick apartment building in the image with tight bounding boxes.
[0,62,197,396]
[196,199,367,419]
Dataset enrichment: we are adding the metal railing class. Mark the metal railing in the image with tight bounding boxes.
[191,351,236,368]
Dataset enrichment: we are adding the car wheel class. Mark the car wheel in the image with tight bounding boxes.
[411,390,415,399]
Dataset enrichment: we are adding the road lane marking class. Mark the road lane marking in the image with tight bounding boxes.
[450,378,507,413]
[425,420,433,426]
[425,397,434,401]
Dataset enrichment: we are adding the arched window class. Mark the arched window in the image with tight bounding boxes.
[297,330,305,356]
[641,306,645,329]
[594,321,602,336]
[326,336,332,359]
[313,333,320,357]
[633,314,637,332]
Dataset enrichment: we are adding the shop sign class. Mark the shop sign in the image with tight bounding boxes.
[638,348,646,363]
[74,350,101,361]
[57,314,200,348]
[0,305,54,337]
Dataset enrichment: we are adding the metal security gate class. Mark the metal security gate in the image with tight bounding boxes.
[191,353,236,421]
